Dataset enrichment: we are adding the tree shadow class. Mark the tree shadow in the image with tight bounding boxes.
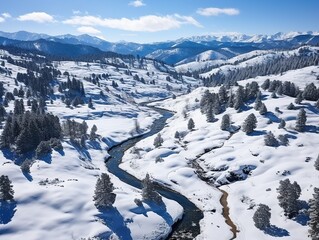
[22,171,33,182]
[1,148,15,161]
[264,225,290,237]
[249,130,266,136]
[0,200,17,224]
[95,207,132,240]
[38,154,52,164]
[266,112,280,123]
[145,200,173,226]
[293,200,309,226]
[130,204,148,217]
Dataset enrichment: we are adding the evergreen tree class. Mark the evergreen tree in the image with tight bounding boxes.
[277,179,301,218]
[174,131,180,140]
[303,83,319,101]
[93,173,116,208]
[278,134,289,146]
[278,119,286,129]
[206,104,215,122]
[261,79,270,90]
[220,114,231,131]
[259,103,268,115]
[264,131,278,147]
[295,108,307,132]
[242,113,257,134]
[188,118,195,131]
[234,86,244,110]
[153,133,163,148]
[314,154,319,171]
[90,124,98,140]
[254,98,262,111]
[295,93,303,104]
[0,175,14,201]
[308,187,319,240]
[142,174,162,204]
[253,204,271,230]
[287,103,295,110]
[35,141,52,158]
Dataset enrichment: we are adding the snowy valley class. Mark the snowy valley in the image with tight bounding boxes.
[0,38,318,240]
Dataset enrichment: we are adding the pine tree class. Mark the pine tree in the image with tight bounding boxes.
[264,131,278,147]
[234,86,244,110]
[242,113,257,134]
[278,119,286,129]
[261,79,270,90]
[174,131,180,140]
[188,118,195,131]
[295,108,307,132]
[90,124,98,140]
[308,187,319,239]
[93,173,116,208]
[278,134,289,146]
[277,179,301,218]
[295,93,303,104]
[153,133,163,148]
[314,154,319,171]
[253,204,271,230]
[142,174,162,204]
[0,175,14,201]
[221,114,231,131]
[259,103,267,115]
[287,103,295,110]
[254,98,262,111]
[206,104,215,122]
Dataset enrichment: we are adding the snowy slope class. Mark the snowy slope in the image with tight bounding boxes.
[0,51,196,239]
[119,65,319,239]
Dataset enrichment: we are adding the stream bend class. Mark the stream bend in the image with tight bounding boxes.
[105,106,204,239]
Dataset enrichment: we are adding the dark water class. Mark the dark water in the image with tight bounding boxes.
[105,106,203,239]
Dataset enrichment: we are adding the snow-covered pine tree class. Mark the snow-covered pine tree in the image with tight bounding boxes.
[308,187,319,240]
[264,131,278,147]
[188,118,195,131]
[259,103,268,115]
[142,173,162,204]
[295,108,307,132]
[242,113,257,134]
[0,175,14,201]
[295,92,303,104]
[314,154,319,171]
[234,86,244,111]
[220,114,231,131]
[90,124,98,140]
[287,103,295,110]
[278,119,286,129]
[174,131,180,140]
[153,133,164,148]
[93,173,116,208]
[206,104,215,122]
[277,179,301,218]
[253,204,271,230]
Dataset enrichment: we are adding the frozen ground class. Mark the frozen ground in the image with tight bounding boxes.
[121,65,319,239]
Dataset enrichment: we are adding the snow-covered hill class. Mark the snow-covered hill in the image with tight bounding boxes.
[0,51,198,239]
[120,65,319,239]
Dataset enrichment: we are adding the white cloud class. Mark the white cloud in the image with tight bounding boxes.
[17,12,55,23]
[63,14,201,32]
[77,26,101,35]
[2,13,11,18]
[73,10,81,15]
[129,0,145,7]
[197,8,239,16]
[0,17,4,23]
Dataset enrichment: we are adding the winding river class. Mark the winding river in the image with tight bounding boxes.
[105,106,204,239]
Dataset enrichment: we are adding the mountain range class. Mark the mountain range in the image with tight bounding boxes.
[0,30,318,64]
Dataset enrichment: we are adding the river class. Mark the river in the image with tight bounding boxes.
[105,106,204,239]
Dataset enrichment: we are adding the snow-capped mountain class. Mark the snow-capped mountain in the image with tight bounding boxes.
[0,31,319,65]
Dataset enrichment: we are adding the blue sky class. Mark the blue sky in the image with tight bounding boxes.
[0,0,318,43]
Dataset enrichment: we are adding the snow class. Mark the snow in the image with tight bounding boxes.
[0,54,189,239]
[120,65,319,239]
[1,47,319,239]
